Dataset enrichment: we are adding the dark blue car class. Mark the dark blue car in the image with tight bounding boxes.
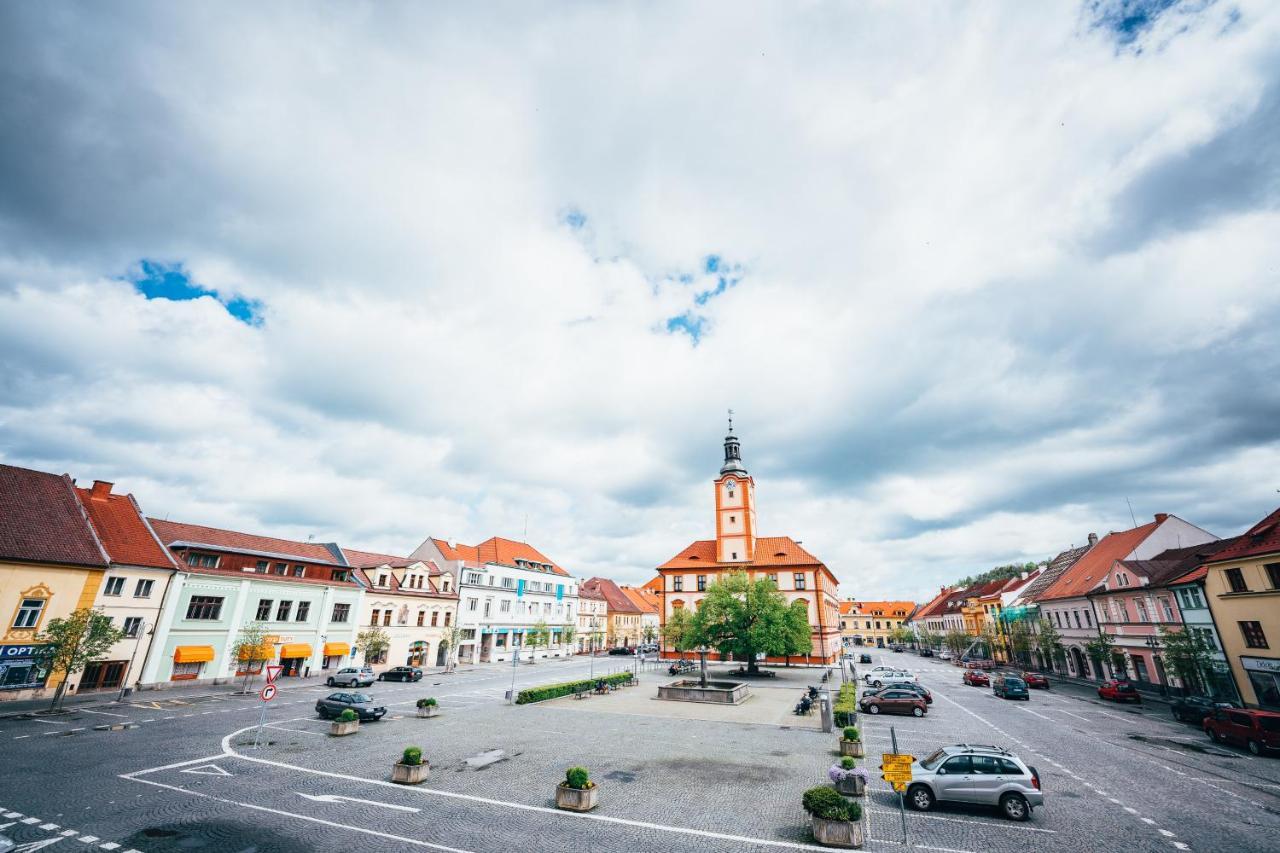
[992,674,1029,700]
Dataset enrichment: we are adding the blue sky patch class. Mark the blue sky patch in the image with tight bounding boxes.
[666,312,706,343]
[127,259,261,324]
[1087,0,1192,46]
[561,207,588,229]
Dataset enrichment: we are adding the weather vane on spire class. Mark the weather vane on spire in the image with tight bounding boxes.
[728,408,734,433]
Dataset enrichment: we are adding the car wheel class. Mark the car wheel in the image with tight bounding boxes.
[869,704,881,714]
[912,706,924,717]
[1248,739,1262,756]
[377,674,384,681]
[1172,709,1182,722]
[1000,793,1030,822]
[326,678,334,686]
[873,680,882,687]
[907,784,934,812]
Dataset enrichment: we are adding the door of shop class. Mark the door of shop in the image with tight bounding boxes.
[79,660,128,690]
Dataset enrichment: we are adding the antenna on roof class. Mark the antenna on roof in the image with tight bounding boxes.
[728,407,734,433]
[1125,497,1137,529]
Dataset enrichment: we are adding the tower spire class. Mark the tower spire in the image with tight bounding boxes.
[720,411,747,476]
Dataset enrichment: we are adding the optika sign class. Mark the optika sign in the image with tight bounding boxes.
[1,645,46,658]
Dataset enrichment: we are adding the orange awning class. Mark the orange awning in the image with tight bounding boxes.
[173,645,215,664]
[279,643,312,659]
[323,642,349,656]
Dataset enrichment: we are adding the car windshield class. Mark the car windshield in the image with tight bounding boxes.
[919,749,948,770]
[348,693,372,703]
[1116,683,1136,692]
[1259,717,1280,733]
[1005,678,1025,687]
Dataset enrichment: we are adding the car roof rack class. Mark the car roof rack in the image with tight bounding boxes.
[954,743,1011,755]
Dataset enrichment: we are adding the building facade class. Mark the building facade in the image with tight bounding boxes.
[581,577,642,649]
[839,600,917,648]
[622,585,660,645]
[577,584,608,652]
[344,549,458,671]
[412,536,578,663]
[655,426,841,665]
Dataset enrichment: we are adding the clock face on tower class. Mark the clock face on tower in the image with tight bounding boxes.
[724,479,736,490]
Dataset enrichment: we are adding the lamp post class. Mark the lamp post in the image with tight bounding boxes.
[116,618,149,702]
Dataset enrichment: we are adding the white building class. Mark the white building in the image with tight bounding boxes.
[412,536,578,663]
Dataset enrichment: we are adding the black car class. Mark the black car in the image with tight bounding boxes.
[608,646,635,655]
[919,648,933,657]
[1171,694,1239,724]
[859,653,873,664]
[377,666,423,682]
[864,681,933,704]
[315,691,387,721]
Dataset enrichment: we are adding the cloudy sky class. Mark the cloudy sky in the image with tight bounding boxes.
[2,1,1278,602]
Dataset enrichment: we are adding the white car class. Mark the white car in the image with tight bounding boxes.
[865,669,917,687]
[938,651,954,661]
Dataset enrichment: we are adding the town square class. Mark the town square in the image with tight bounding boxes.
[2,3,1279,852]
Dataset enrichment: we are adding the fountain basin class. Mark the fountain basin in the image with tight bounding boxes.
[656,679,750,705]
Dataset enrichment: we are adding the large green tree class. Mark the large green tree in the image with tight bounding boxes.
[780,600,812,666]
[1034,617,1063,671]
[687,572,795,675]
[37,607,126,711]
[1159,625,1213,694]
[943,630,970,655]
[662,608,694,659]
[1085,628,1118,678]
[356,626,391,665]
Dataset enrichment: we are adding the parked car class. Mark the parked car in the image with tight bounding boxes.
[865,669,917,687]
[992,674,1030,700]
[892,645,905,652]
[938,650,954,661]
[315,691,387,721]
[327,667,375,688]
[1021,671,1050,689]
[1204,709,1280,756]
[1171,695,1238,724]
[859,653,873,664]
[1097,679,1142,704]
[638,643,659,653]
[864,682,933,704]
[908,744,1043,821]
[919,648,934,658]
[377,666,423,682]
[962,669,990,687]
[860,688,928,717]
[608,646,635,655]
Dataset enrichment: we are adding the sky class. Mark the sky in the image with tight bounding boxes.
[2,1,1278,603]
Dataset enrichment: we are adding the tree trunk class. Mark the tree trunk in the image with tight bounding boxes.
[745,657,759,675]
[49,678,69,712]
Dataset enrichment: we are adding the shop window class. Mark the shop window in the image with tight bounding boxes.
[172,661,203,680]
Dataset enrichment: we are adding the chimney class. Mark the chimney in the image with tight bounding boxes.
[1154,513,1169,524]
[90,480,113,501]
[1087,532,1098,547]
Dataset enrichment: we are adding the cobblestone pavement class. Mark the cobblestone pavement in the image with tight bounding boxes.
[1,652,1276,852]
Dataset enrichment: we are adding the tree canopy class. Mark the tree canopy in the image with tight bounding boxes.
[687,572,801,674]
[37,607,125,711]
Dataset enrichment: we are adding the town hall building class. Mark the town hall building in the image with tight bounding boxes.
[655,423,841,665]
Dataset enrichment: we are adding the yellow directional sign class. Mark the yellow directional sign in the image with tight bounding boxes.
[881,752,914,787]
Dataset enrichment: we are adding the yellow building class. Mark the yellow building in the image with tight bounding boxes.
[1199,509,1280,710]
[1,466,112,700]
[840,600,917,648]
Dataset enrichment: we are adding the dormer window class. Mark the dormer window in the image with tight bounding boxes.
[378,574,389,587]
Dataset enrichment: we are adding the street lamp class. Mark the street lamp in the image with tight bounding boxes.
[116,618,149,702]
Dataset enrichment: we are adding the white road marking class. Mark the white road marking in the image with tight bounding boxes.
[181,764,232,777]
[865,807,1054,833]
[78,835,100,843]
[39,823,59,830]
[296,793,419,812]
[20,817,40,824]
[100,844,120,850]
[1016,707,1054,722]
[78,709,128,718]
[13,735,31,739]
[30,719,64,726]
[1159,830,1175,837]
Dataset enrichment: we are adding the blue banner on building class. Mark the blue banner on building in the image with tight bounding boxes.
[556,584,564,601]
[0,644,51,691]
[517,579,525,597]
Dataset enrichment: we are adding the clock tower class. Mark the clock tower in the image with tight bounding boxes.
[715,418,757,563]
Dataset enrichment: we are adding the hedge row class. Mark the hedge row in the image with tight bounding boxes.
[515,672,633,705]
[833,682,858,726]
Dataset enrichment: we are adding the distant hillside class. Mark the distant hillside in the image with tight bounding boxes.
[954,561,1040,589]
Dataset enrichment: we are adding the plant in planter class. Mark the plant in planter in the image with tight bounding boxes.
[828,756,869,797]
[330,708,360,737]
[416,697,439,718]
[554,765,599,812]
[803,785,864,848]
[391,745,430,784]
[839,726,864,758]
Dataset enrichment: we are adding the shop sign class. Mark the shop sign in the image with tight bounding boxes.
[0,644,52,691]
[1242,656,1280,674]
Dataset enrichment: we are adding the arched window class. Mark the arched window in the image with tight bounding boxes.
[671,599,685,610]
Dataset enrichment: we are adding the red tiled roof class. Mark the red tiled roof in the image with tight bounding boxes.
[1035,522,1159,601]
[582,577,642,613]
[75,484,176,570]
[912,587,956,621]
[149,518,343,565]
[839,601,857,616]
[657,536,823,570]
[578,584,606,601]
[177,563,360,588]
[843,600,917,618]
[341,547,443,576]
[433,536,568,576]
[641,575,663,594]
[1200,507,1280,564]
[351,566,454,599]
[621,585,660,614]
[0,464,108,568]
[1165,536,1247,586]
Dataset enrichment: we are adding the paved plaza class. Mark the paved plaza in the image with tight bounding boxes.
[0,652,1277,852]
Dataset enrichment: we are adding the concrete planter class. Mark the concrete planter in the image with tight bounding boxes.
[555,783,599,812]
[391,761,429,784]
[416,705,439,718]
[811,815,864,848]
[329,719,359,737]
[839,739,864,758]
[835,776,865,797]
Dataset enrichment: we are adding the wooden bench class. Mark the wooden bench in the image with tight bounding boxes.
[573,685,592,700]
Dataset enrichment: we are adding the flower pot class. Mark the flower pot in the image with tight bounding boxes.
[329,719,359,737]
[416,706,439,718]
[839,739,864,758]
[392,761,430,784]
[811,815,865,848]
[835,776,865,797]
[555,782,599,812]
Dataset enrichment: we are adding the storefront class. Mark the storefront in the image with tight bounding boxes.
[171,645,215,680]
[0,644,51,691]
[79,660,129,691]
[1242,656,1280,710]
[279,643,312,676]
[322,642,349,670]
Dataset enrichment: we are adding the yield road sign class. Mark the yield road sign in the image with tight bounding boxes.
[265,664,283,683]
[260,684,277,701]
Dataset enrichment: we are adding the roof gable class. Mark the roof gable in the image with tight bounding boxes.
[0,464,108,568]
[1201,507,1280,564]
[1035,522,1158,601]
[75,486,176,570]
[657,536,824,570]
[149,518,345,565]
[582,577,642,613]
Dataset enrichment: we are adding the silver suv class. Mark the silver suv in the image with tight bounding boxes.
[326,667,374,688]
[907,744,1043,821]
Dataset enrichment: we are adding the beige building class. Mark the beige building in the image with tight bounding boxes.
[1199,509,1280,710]
[345,549,458,670]
[577,584,608,652]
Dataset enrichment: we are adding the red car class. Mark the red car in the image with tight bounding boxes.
[1022,672,1050,689]
[1097,680,1142,703]
[963,669,990,687]
[1204,708,1280,756]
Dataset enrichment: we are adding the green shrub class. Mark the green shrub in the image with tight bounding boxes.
[416,697,437,708]
[515,673,632,705]
[840,756,855,770]
[833,683,859,726]
[842,726,860,742]
[337,709,358,723]
[402,746,423,766]
[564,766,591,790]
[802,785,859,821]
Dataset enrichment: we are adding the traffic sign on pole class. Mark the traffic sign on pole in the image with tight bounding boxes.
[265,664,283,684]
[260,684,277,701]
